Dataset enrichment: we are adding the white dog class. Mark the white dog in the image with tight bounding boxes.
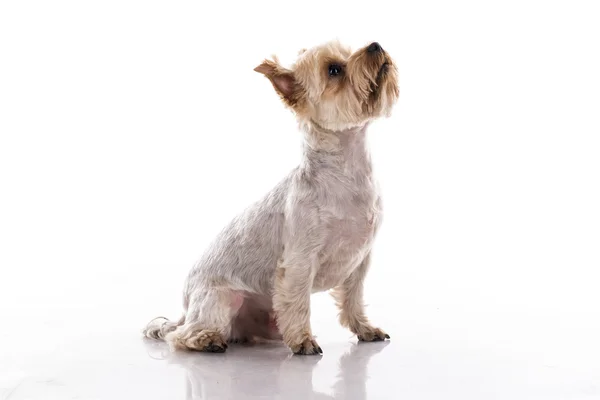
[144,40,399,355]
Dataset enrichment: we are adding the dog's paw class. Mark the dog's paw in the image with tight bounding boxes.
[187,330,228,353]
[357,327,390,342]
[290,337,323,355]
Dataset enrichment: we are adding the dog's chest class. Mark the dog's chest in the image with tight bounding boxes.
[313,181,381,290]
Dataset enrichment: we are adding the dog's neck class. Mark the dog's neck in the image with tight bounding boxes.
[300,122,373,177]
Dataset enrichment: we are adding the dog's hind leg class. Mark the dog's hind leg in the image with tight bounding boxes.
[164,288,244,352]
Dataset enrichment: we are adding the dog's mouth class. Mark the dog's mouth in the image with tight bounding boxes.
[368,61,390,96]
[377,62,389,82]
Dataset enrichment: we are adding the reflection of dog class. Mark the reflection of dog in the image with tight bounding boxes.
[143,339,389,399]
[144,40,399,355]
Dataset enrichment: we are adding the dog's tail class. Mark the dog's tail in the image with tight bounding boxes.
[143,315,185,341]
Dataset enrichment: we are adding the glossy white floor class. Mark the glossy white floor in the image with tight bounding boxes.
[1,264,599,400]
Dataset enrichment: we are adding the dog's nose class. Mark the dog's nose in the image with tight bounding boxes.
[367,42,382,53]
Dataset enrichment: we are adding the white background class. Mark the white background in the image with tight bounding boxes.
[1,1,599,399]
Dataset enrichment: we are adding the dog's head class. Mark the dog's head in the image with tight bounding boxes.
[255,40,399,132]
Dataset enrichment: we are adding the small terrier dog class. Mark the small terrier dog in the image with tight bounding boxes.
[144,40,399,355]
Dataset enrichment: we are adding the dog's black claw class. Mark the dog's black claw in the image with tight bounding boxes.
[293,342,322,355]
[357,329,390,342]
[204,342,227,353]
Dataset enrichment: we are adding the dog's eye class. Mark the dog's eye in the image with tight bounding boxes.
[328,64,343,77]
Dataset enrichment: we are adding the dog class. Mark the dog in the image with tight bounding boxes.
[144,40,399,355]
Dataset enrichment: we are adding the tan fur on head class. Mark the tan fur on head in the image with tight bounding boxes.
[255,40,399,131]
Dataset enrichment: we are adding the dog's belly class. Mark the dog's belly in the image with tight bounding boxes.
[230,292,280,341]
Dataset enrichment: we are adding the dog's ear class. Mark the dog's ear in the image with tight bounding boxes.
[254,59,301,107]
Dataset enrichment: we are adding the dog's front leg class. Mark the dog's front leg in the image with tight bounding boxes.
[331,252,390,342]
[273,253,322,355]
